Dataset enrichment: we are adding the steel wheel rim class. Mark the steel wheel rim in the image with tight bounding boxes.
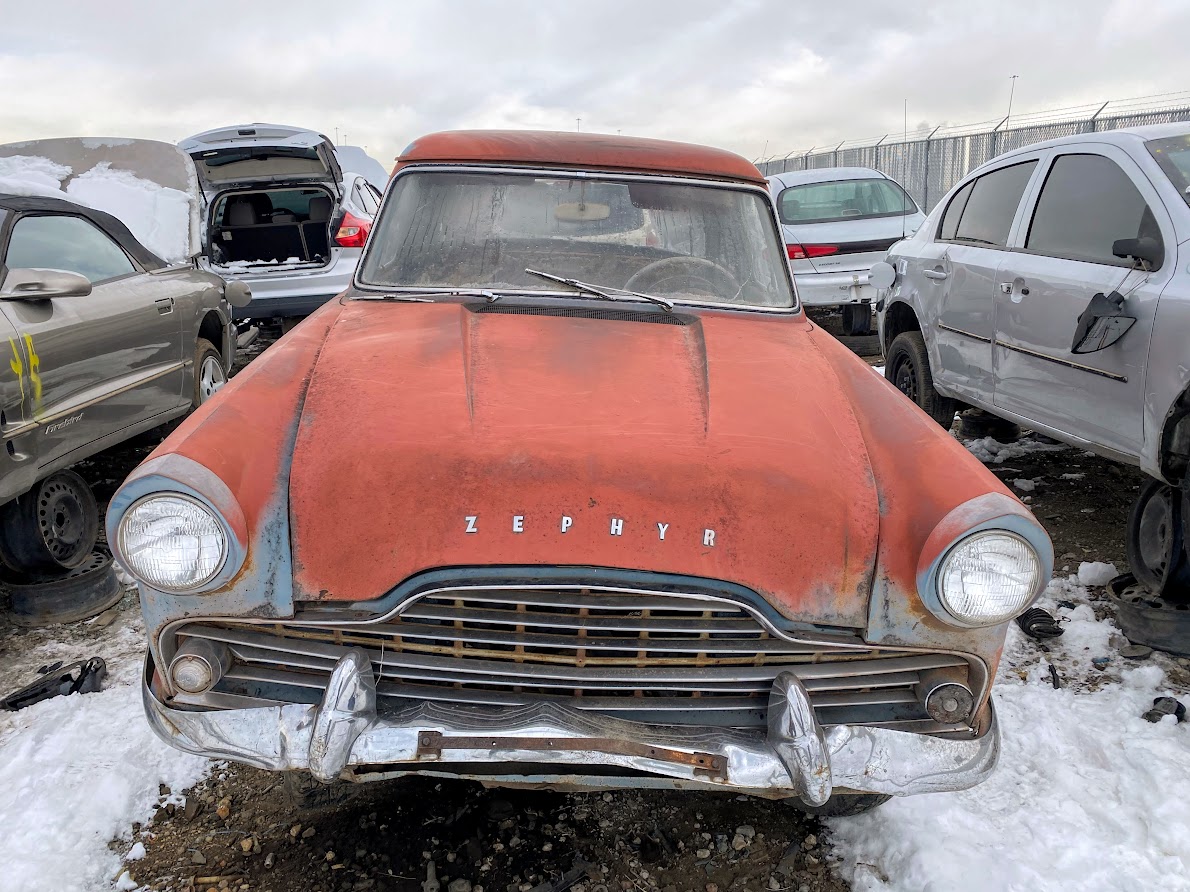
[37,479,87,561]
[1136,484,1175,581]
[199,355,227,402]
[894,357,919,401]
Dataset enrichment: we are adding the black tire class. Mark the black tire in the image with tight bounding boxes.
[193,338,227,408]
[885,331,958,428]
[788,793,891,817]
[0,470,99,573]
[2,549,122,627]
[841,304,873,336]
[1126,479,1187,593]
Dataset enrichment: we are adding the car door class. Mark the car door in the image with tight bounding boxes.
[992,147,1174,458]
[926,159,1040,402]
[0,212,186,469]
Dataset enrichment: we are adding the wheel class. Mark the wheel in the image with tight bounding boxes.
[1126,479,1189,593]
[2,549,123,627]
[788,793,891,817]
[0,470,99,573]
[624,256,740,298]
[885,331,958,428]
[841,304,873,336]
[193,338,227,408]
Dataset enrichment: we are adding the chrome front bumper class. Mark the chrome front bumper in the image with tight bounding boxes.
[144,650,999,804]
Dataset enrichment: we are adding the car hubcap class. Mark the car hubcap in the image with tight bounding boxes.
[199,356,227,402]
[1137,485,1175,581]
[37,479,86,562]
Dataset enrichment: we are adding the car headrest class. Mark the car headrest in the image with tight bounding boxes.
[225,198,258,226]
[307,196,332,222]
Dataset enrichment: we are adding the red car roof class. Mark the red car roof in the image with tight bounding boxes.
[394,130,767,185]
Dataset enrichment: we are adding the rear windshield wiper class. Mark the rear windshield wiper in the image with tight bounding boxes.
[523,268,674,312]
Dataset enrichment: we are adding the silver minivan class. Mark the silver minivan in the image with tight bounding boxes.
[179,124,384,321]
[767,167,924,334]
[874,122,1190,594]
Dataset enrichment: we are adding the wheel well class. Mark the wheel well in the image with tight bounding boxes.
[1160,388,1190,484]
[882,300,920,354]
[198,311,226,362]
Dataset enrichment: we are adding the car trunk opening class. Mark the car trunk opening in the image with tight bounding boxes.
[208,186,335,268]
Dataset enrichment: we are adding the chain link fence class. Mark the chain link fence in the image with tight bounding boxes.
[757,92,1190,210]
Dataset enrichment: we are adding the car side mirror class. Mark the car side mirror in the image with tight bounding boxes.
[1112,236,1163,270]
[0,268,93,300]
[224,279,252,309]
[1071,290,1137,354]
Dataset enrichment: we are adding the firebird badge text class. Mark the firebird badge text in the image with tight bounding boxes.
[464,514,715,546]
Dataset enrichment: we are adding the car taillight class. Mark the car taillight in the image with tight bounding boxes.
[334,212,371,248]
[787,243,840,260]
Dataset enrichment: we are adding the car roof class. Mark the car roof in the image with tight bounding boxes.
[394,130,767,185]
[0,193,165,269]
[767,167,891,188]
[969,121,1190,175]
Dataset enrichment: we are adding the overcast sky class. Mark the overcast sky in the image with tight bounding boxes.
[2,0,1187,169]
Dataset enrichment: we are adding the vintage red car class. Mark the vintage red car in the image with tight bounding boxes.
[107,131,1052,815]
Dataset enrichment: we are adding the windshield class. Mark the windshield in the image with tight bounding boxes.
[357,171,794,308]
[777,177,917,225]
[1147,134,1190,208]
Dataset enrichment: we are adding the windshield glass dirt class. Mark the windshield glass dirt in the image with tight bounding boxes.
[357,171,794,308]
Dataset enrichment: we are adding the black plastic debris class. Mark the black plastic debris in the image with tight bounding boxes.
[0,657,107,711]
[1016,607,1064,640]
[1142,697,1187,723]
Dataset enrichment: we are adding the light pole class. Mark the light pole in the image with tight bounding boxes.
[1007,75,1019,128]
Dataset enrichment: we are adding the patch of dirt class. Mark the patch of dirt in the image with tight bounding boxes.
[125,770,844,892]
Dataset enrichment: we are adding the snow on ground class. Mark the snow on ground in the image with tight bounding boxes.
[828,572,1190,892]
[965,434,1069,464]
[0,595,209,892]
[0,154,192,262]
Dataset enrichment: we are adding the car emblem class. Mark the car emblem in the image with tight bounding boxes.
[464,514,715,546]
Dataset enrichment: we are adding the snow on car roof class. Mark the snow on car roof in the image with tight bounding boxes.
[394,130,768,185]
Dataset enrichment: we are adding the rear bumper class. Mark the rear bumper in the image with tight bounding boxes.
[794,270,875,308]
[143,651,1000,803]
[210,251,360,319]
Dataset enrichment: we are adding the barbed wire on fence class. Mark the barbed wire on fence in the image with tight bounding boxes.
[756,91,1190,210]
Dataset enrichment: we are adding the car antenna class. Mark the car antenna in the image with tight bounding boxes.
[901,98,908,242]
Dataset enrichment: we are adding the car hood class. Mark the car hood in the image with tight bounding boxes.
[286,300,880,627]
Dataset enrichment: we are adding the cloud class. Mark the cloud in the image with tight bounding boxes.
[1,0,1186,168]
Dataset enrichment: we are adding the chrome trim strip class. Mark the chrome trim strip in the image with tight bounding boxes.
[937,322,992,344]
[994,339,1128,382]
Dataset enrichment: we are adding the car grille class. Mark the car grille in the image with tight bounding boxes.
[168,584,979,734]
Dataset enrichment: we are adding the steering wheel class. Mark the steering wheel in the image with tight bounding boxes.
[624,256,740,299]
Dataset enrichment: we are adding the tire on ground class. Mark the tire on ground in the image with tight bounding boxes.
[841,304,873,336]
[885,331,958,428]
[0,470,99,574]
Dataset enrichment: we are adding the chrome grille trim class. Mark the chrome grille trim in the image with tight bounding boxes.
[165,582,985,734]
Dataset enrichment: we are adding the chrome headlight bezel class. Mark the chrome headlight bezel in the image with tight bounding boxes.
[933,529,1044,628]
[116,492,230,594]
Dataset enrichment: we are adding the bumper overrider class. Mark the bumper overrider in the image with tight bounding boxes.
[144,649,999,804]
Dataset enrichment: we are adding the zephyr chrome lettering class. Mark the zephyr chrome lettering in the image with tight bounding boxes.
[461,513,717,545]
[610,518,624,536]
[703,529,716,547]
[657,522,669,540]
[512,515,524,533]
[560,515,573,533]
[465,515,478,534]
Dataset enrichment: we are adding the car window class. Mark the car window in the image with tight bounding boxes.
[5,214,136,283]
[353,181,377,216]
[777,178,917,225]
[1147,134,1190,209]
[943,161,1036,248]
[1026,153,1160,266]
[938,181,974,241]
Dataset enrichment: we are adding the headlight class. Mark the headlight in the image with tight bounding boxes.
[937,531,1041,626]
[117,494,227,592]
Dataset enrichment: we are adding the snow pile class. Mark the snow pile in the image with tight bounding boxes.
[0,154,71,198]
[0,606,209,892]
[964,434,1068,464]
[0,155,193,262]
[828,576,1190,892]
[1012,477,1037,492]
[66,163,192,262]
[1079,561,1120,587]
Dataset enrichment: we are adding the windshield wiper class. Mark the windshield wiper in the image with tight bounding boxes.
[523,268,674,312]
[353,289,502,303]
